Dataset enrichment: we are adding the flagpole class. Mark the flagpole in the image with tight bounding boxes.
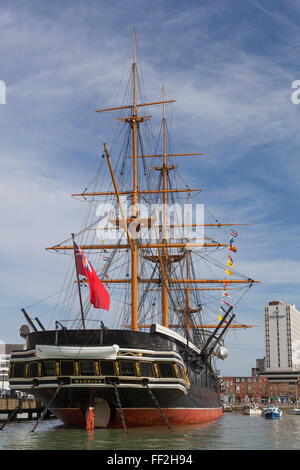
[71,233,86,330]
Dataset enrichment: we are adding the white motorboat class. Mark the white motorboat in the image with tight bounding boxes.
[287,408,300,415]
[243,404,261,415]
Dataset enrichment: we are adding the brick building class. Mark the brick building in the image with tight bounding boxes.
[221,301,300,404]
[221,375,299,404]
[221,376,268,404]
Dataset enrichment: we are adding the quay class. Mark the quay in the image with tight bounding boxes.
[0,397,51,421]
[223,403,298,412]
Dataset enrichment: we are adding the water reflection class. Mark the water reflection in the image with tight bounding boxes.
[1,413,300,450]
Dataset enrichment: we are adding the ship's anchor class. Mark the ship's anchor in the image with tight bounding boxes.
[141,379,173,431]
[31,382,63,432]
[109,378,127,433]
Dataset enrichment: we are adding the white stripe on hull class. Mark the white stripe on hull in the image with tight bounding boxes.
[10,382,188,393]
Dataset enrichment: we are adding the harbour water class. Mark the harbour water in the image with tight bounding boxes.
[1,412,300,451]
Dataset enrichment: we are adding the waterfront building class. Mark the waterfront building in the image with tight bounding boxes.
[221,375,299,404]
[252,358,265,377]
[221,301,300,404]
[260,301,300,387]
[221,376,269,404]
[265,301,300,371]
[0,343,25,393]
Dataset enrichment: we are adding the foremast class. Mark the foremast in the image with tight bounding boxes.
[131,28,138,331]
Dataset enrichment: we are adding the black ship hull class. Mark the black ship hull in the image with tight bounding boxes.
[9,327,223,428]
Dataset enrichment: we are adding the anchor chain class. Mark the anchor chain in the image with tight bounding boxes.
[31,383,63,432]
[111,379,127,433]
[0,382,38,432]
[0,396,23,431]
[142,379,173,431]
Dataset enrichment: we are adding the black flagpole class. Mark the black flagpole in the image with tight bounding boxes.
[71,233,86,329]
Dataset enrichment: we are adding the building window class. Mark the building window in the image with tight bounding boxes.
[119,361,136,376]
[29,362,39,377]
[157,362,175,378]
[79,361,95,376]
[13,362,25,378]
[42,361,56,376]
[100,360,115,376]
[139,361,155,378]
[60,360,75,376]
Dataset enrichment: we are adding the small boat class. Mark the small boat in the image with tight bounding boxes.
[287,408,300,415]
[243,404,261,415]
[287,384,300,414]
[263,405,282,419]
[223,404,233,412]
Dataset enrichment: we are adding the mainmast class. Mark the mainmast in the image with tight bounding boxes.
[161,87,169,327]
[131,27,139,331]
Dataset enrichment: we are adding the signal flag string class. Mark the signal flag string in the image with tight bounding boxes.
[218,230,238,322]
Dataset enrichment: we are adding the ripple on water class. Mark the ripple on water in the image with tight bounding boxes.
[0,413,300,450]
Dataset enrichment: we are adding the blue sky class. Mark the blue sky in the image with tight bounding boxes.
[1,0,300,376]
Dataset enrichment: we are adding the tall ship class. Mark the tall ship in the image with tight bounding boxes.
[8,31,258,429]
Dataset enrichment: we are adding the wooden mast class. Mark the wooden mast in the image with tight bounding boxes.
[77,278,258,285]
[122,324,258,329]
[161,86,169,327]
[184,249,191,334]
[47,242,230,251]
[185,192,191,334]
[103,142,134,255]
[131,27,138,331]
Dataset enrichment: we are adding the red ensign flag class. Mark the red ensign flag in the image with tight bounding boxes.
[74,242,110,311]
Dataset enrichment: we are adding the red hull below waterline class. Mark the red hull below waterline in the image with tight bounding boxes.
[50,407,223,429]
